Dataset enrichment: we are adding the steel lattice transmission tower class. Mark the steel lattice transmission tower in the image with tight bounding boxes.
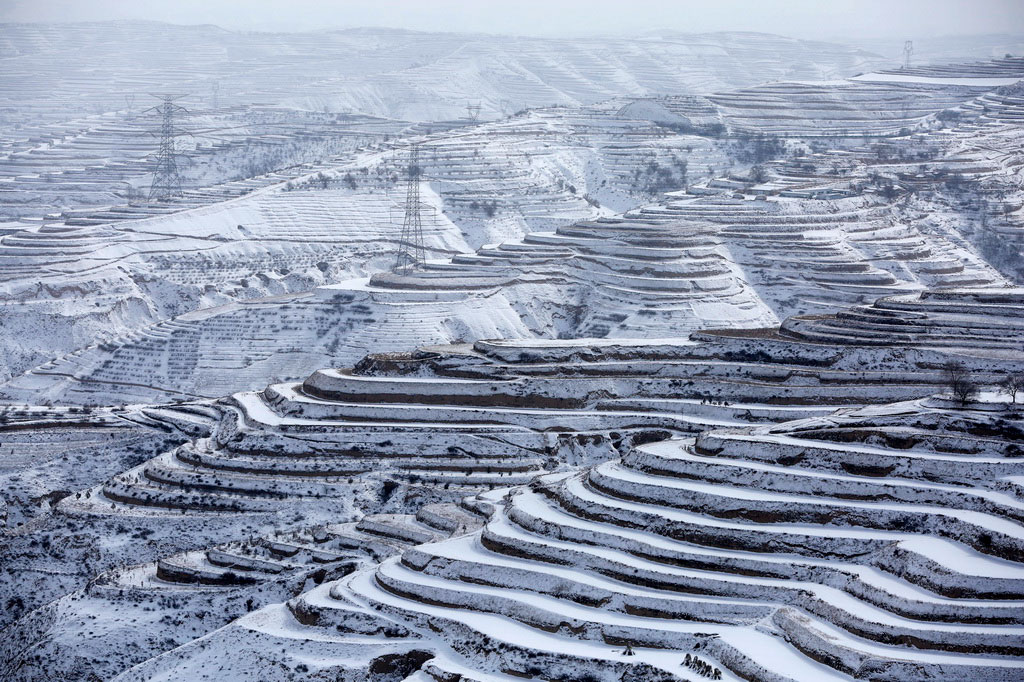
[394,144,426,274]
[145,94,191,202]
[903,41,914,70]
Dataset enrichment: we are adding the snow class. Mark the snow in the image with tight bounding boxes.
[4,26,1024,682]
[852,73,1023,86]
[897,537,1024,580]
[348,564,813,682]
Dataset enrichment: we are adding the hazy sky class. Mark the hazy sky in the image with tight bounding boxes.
[2,0,1023,40]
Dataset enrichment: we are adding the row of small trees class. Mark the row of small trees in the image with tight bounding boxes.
[943,360,1023,406]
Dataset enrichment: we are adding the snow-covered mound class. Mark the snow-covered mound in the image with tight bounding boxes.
[116,393,1024,681]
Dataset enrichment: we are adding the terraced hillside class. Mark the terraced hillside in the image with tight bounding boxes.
[0,104,403,224]
[6,51,1021,406]
[0,104,750,391]
[0,404,185,528]
[856,56,1024,85]
[111,390,1024,681]
[709,80,990,137]
[69,287,1023,516]
[782,288,1024,349]
[4,53,1021,406]
[3,181,1006,405]
[918,78,1024,282]
[3,35,1024,682]
[624,56,1023,138]
[3,288,1022,681]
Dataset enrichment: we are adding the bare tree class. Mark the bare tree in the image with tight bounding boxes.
[943,360,977,407]
[1000,372,1024,404]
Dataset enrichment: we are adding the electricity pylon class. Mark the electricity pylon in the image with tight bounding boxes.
[394,144,426,274]
[144,94,190,202]
[903,41,914,70]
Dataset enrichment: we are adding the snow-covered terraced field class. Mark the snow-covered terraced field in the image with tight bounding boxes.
[4,182,1005,406]
[613,56,1024,139]
[0,105,401,223]
[3,288,1016,681]
[709,80,991,137]
[855,56,1024,84]
[782,288,1024,350]
[69,288,1022,521]
[143,501,488,592]
[112,391,1024,681]
[3,55,1021,405]
[4,29,1024,682]
[0,103,744,391]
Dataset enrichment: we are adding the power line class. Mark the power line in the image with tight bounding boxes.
[394,143,426,275]
[144,94,191,202]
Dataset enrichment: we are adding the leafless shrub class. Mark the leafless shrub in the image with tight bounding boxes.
[943,360,977,407]
[1000,372,1024,404]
